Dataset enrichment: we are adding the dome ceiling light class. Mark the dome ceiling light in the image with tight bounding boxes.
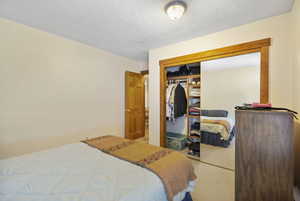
[165,0,187,20]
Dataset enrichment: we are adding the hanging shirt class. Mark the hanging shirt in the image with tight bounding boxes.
[174,83,187,118]
[166,84,176,118]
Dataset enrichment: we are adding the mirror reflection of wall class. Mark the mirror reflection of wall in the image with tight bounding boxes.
[201,53,261,120]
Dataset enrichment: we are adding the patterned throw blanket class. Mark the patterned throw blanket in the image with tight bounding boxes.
[82,136,196,201]
[201,119,231,133]
[200,119,232,140]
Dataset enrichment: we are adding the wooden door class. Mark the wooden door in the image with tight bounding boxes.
[125,71,145,140]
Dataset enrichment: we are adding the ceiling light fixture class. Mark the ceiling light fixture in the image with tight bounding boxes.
[165,0,187,20]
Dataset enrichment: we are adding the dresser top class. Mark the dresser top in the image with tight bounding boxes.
[235,109,294,116]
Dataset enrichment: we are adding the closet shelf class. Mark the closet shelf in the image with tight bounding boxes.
[189,84,200,88]
[189,95,200,98]
[186,153,201,161]
[181,149,201,160]
[167,74,200,80]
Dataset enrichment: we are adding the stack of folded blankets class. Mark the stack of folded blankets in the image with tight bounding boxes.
[190,88,200,96]
[189,102,200,115]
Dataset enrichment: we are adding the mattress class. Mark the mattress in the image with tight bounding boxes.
[0,143,195,201]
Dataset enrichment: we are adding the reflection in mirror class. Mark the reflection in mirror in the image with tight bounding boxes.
[200,52,261,170]
[162,52,261,170]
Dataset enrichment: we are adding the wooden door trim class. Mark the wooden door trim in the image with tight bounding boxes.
[159,38,271,147]
[159,38,271,66]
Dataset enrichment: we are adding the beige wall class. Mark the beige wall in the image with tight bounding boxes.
[149,12,294,146]
[292,0,300,113]
[0,18,142,158]
[292,0,300,187]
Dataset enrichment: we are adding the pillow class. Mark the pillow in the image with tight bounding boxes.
[200,110,228,117]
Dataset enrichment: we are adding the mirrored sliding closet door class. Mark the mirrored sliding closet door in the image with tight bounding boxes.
[199,52,261,170]
[163,52,261,171]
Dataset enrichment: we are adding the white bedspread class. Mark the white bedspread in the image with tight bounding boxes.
[0,143,195,201]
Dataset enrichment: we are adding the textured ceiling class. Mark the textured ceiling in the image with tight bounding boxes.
[0,0,294,62]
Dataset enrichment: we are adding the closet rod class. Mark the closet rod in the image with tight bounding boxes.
[167,79,187,84]
[167,74,200,80]
[167,77,188,81]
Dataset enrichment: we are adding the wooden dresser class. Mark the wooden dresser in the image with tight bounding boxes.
[235,110,294,201]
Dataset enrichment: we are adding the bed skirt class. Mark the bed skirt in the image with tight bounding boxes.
[201,127,235,148]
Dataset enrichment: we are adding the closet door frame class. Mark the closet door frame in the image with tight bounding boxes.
[159,38,271,147]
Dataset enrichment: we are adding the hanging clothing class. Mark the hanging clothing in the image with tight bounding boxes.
[174,83,187,118]
[166,83,187,120]
[166,84,176,119]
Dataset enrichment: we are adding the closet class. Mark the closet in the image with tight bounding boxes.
[159,38,276,200]
[165,63,201,159]
[163,52,264,164]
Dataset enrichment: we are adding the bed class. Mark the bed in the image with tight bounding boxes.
[200,110,235,148]
[0,136,196,201]
[201,126,235,148]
